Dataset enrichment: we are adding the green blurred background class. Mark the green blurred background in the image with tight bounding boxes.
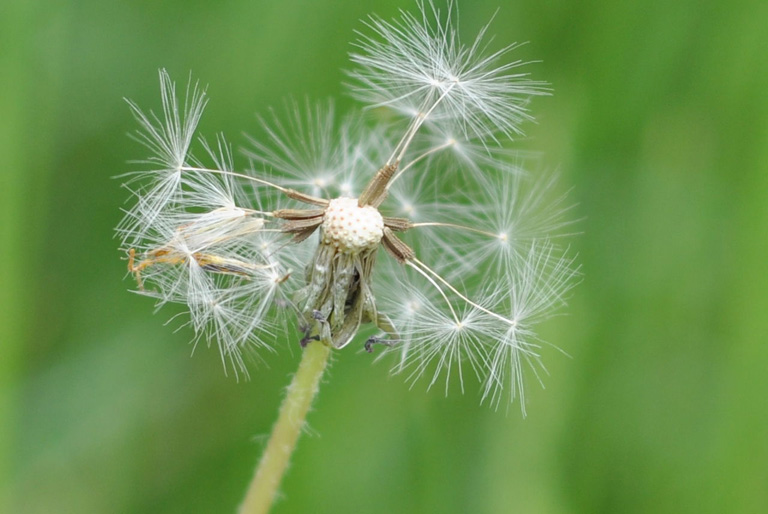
[2,0,767,512]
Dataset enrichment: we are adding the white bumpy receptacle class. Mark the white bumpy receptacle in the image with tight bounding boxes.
[321,197,384,254]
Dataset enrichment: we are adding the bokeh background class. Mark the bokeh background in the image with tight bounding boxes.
[2,0,767,512]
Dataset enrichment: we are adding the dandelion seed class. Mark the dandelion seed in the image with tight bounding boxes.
[117,70,208,246]
[119,1,577,413]
[348,0,549,142]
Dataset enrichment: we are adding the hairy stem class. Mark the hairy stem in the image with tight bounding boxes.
[239,341,332,514]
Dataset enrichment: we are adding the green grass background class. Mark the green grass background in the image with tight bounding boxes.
[2,0,767,512]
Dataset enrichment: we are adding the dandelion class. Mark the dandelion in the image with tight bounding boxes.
[118,1,577,512]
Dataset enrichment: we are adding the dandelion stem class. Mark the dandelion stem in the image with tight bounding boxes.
[239,341,331,514]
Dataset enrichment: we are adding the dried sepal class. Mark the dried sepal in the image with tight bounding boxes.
[357,163,397,207]
[382,216,413,232]
[273,208,326,220]
[381,227,415,263]
[284,188,329,207]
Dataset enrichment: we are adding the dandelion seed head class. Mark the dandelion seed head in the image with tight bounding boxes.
[119,1,577,411]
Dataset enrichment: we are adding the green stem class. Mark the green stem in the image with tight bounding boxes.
[239,341,332,514]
